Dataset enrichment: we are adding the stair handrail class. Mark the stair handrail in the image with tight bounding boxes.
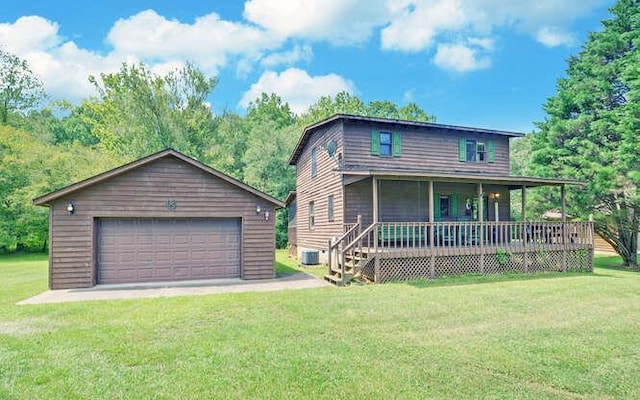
[328,218,361,276]
[339,221,379,280]
[342,222,378,254]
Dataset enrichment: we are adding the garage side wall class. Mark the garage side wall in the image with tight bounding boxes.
[48,156,276,289]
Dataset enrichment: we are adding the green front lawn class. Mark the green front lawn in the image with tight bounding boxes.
[1,251,639,399]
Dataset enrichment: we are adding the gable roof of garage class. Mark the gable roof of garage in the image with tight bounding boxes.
[34,148,285,208]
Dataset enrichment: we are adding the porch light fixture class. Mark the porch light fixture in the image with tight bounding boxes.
[490,192,500,200]
[256,205,262,215]
[264,211,270,221]
[66,201,75,215]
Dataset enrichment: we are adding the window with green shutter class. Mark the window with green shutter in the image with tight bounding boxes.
[459,138,495,163]
[434,194,441,219]
[371,130,401,157]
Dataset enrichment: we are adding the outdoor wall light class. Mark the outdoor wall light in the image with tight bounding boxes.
[256,205,262,215]
[66,201,75,215]
[490,192,500,200]
[264,211,270,221]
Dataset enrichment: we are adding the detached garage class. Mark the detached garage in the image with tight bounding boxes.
[34,149,284,290]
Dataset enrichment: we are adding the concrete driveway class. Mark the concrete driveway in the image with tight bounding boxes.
[18,272,329,305]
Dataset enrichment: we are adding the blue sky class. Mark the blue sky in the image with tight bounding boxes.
[1,0,614,132]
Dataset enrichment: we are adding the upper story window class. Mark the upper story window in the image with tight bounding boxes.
[380,132,392,156]
[311,147,318,177]
[459,138,494,163]
[371,131,401,157]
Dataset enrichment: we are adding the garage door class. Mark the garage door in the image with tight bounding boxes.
[97,218,241,284]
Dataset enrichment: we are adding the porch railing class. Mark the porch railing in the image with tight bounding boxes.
[370,221,593,252]
[335,220,594,282]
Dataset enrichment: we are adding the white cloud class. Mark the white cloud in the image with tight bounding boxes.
[382,0,465,52]
[380,0,607,52]
[240,68,355,114]
[467,37,494,51]
[0,16,61,53]
[535,26,575,47]
[244,0,389,45]
[0,10,285,102]
[260,45,313,68]
[433,42,490,72]
[106,10,281,74]
[0,16,129,100]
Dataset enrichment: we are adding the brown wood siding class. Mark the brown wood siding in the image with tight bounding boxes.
[48,156,275,289]
[343,121,511,175]
[295,122,346,253]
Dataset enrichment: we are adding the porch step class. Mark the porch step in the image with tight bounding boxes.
[324,272,354,286]
[329,266,355,277]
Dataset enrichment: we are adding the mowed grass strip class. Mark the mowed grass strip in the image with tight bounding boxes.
[1,252,639,399]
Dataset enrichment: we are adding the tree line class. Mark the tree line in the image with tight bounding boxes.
[1,0,638,266]
[0,54,432,252]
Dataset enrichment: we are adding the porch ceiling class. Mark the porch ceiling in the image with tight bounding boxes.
[340,168,584,189]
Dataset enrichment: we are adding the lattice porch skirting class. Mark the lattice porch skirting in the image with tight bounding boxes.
[359,249,593,283]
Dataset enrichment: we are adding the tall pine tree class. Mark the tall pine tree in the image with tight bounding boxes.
[530,0,640,266]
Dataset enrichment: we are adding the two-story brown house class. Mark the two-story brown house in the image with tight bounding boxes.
[287,114,594,285]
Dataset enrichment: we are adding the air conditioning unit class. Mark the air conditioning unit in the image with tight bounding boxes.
[300,250,319,266]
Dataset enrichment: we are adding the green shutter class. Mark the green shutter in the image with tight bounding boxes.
[459,138,466,161]
[450,194,459,218]
[393,132,402,157]
[483,195,489,220]
[434,194,441,219]
[371,130,380,155]
[487,140,495,163]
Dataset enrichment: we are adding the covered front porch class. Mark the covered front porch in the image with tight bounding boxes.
[327,170,594,284]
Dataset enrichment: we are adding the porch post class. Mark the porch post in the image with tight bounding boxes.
[521,185,527,221]
[428,180,435,279]
[561,184,567,272]
[478,182,484,274]
[373,176,380,282]
[522,185,528,273]
[373,176,379,224]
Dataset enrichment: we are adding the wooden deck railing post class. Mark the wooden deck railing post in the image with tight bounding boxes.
[374,223,380,283]
[561,184,567,273]
[328,239,333,276]
[428,181,435,279]
[478,183,485,274]
[523,221,528,273]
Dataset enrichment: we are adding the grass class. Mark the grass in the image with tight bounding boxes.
[1,252,640,399]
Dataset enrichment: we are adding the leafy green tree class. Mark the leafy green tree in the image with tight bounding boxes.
[0,49,45,124]
[241,94,298,248]
[85,62,217,160]
[529,0,640,266]
[299,91,433,126]
[0,126,117,252]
